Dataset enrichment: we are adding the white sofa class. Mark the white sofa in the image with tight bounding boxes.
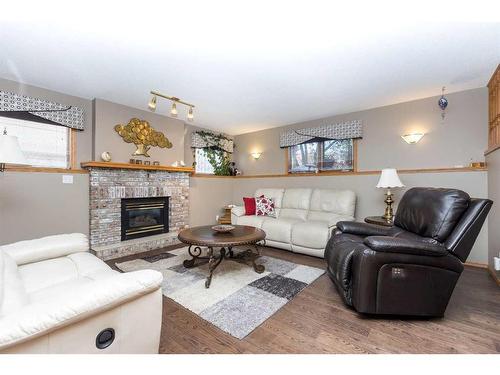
[0,233,163,354]
[231,188,356,257]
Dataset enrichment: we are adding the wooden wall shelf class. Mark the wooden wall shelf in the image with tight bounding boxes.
[81,161,194,173]
[191,166,487,179]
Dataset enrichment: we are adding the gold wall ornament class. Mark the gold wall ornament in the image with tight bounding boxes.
[114,118,172,157]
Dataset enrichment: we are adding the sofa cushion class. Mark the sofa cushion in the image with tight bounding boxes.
[310,189,356,217]
[236,215,270,228]
[291,221,331,250]
[1,233,88,266]
[282,188,313,210]
[0,252,29,317]
[18,258,79,294]
[262,218,303,244]
[18,252,114,295]
[307,212,354,227]
[394,188,470,242]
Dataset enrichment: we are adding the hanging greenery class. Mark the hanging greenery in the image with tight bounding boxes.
[194,130,234,176]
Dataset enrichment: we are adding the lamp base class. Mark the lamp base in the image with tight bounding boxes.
[382,189,394,222]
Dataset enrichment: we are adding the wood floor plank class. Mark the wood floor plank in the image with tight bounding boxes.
[109,245,500,354]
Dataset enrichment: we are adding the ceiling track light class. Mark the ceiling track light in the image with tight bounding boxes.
[147,90,195,122]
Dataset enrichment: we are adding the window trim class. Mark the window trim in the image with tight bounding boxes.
[285,139,358,175]
[4,128,79,173]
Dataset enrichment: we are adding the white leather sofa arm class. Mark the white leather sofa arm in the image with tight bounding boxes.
[231,206,245,224]
[0,233,89,266]
[0,269,162,350]
[231,206,245,217]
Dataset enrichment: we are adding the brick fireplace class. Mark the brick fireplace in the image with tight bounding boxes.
[83,162,191,260]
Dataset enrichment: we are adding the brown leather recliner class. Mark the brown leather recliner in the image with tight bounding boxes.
[325,187,492,317]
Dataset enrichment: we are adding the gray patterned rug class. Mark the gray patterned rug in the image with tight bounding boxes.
[115,246,324,339]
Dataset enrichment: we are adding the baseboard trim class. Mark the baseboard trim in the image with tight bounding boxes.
[488,267,500,286]
[464,261,488,269]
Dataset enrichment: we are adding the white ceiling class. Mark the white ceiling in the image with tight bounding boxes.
[0,1,499,135]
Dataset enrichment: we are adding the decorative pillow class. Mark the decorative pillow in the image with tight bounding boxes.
[256,196,276,217]
[243,197,256,215]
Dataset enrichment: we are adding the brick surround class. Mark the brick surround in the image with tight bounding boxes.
[88,167,189,260]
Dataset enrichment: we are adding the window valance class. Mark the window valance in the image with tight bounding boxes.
[279,120,362,148]
[0,91,85,130]
[191,130,233,153]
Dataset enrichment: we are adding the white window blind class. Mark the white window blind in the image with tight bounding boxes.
[0,117,70,168]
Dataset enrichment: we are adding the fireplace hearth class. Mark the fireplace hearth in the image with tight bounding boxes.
[121,197,169,241]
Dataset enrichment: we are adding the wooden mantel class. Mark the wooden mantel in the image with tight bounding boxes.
[81,161,194,174]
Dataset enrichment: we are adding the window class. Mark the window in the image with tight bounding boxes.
[195,148,221,174]
[0,117,71,168]
[288,139,354,173]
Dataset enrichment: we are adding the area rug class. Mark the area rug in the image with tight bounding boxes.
[115,246,324,339]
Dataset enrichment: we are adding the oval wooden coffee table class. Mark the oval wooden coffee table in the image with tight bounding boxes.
[178,225,266,288]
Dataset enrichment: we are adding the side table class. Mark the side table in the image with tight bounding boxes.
[364,216,394,227]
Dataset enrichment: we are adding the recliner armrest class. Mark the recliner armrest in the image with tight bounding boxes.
[336,221,394,237]
[0,269,163,350]
[364,236,448,257]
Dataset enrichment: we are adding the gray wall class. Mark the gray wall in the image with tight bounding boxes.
[486,149,500,275]
[189,177,233,227]
[0,78,92,245]
[0,172,89,245]
[93,99,186,164]
[234,88,488,175]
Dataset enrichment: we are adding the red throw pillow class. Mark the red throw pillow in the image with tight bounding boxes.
[243,197,256,215]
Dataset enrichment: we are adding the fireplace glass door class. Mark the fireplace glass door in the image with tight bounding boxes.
[121,197,169,241]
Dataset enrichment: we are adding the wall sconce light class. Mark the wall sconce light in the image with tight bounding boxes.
[401,133,425,144]
[251,152,262,160]
[148,90,195,122]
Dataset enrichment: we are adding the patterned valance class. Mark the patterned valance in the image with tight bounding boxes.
[279,120,362,148]
[0,91,85,130]
[191,131,233,153]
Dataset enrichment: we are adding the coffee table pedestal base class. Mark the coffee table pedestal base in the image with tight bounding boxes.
[183,245,265,288]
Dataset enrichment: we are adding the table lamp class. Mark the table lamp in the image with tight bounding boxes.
[0,128,29,172]
[376,168,404,222]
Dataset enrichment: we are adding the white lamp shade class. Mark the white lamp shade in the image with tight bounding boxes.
[0,134,29,165]
[376,168,404,188]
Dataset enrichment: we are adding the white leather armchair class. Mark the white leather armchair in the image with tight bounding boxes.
[0,233,163,354]
[232,188,356,257]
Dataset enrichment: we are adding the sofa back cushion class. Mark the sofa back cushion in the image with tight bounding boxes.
[394,187,470,242]
[0,251,29,317]
[309,189,356,216]
[0,233,89,266]
[279,188,312,220]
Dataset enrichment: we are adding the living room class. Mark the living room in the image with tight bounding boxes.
[0,0,499,370]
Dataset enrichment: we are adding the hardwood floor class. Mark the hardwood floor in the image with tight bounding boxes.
[110,246,500,354]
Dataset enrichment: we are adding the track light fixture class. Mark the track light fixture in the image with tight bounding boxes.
[148,95,157,111]
[147,90,195,122]
[170,102,178,117]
